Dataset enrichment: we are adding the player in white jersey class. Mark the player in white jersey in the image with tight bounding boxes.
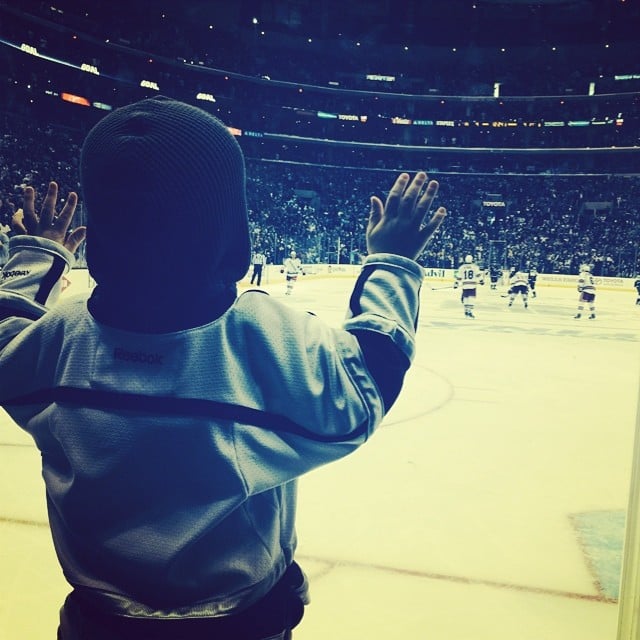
[282,250,304,295]
[507,268,529,308]
[454,254,484,318]
[634,275,640,306]
[575,264,596,319]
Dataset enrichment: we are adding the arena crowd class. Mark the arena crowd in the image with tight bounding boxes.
[1,112,638,277]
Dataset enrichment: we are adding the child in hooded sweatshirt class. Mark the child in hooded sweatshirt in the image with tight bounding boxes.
[0,96,445,640]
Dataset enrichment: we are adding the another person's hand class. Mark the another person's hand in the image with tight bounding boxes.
[366,172,446,260]
[12,181,86,253]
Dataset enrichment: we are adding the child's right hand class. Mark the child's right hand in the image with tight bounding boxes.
[366,172,446,260]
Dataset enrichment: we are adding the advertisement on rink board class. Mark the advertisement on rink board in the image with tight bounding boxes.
[283,266,635,291]
[61,266,636,296]
[536,273,629,289]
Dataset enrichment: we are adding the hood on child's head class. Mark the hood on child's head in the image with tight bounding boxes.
[80,95,251,291]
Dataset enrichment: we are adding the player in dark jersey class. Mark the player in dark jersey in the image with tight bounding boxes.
[489,265,502,290]
[527,266,538,298]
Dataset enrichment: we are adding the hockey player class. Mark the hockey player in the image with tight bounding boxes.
[489,265,502,290]
[634,274,640,306]
[575,264,596,319]
[454,254,484,318]
[282,250,304,295]
[507,268,529,308]
[527,266,538,298]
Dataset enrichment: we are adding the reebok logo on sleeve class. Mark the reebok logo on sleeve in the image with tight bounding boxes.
[2,269,30,280]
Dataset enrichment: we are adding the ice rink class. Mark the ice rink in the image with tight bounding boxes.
[1,270,639,639]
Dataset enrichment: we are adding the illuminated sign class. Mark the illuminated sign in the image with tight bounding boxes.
[436,120,455,127]
[482,201,506,207]
[391,117,412,125]
[20,43,39,56]
[196,92,216,102]
[92,102,113,111]
[244,131,264,137]
[615,74,640,80]
[140,79,159,90]
[413,119,434,126]
[80,63,99,75]
[366,74,396,82]
[61,92,90,106]
[228,127,242,136]
[319,112,366,122]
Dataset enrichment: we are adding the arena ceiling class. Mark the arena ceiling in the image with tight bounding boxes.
[41,0,640,48]
[181,0,638,46]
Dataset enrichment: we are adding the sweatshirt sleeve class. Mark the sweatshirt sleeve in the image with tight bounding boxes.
[0,235,76,348]
[344,253,424,412]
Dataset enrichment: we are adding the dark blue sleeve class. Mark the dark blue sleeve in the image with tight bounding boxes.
[348,329,410,412]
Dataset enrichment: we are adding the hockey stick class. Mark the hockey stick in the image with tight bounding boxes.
[431,285,455,290]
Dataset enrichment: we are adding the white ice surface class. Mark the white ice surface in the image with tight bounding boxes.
[1,273,639,639]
